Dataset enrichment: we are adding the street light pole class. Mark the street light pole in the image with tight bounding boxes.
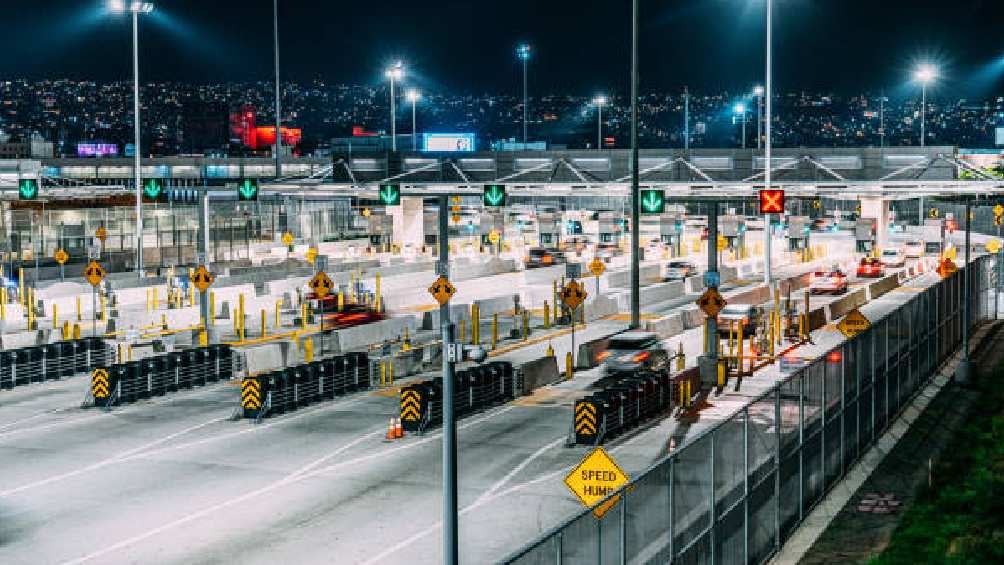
[763,0,773,286]
[407,89,420,152]
[517,44,531,146]
[390,74,397,152]
[593,96,607,150]
[273,0,282,178]
[920,83,926,147]
[684,86,690,152]
[630,0,640,329]
[132,7,142,278]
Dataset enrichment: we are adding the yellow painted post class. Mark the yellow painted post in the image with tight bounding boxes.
[198,330,208,347]
[100,293,106,321]
[76,295,82,321]
[117,343,123,363]
[717,360,726,387]
[189,285,196,307]
[552,281,559,320]
[520,310,528,340]
[565,352,574,380]
[380,360,387,386]
[275,300,282,328]
[18,268,24,306]
[73,324,81,340]
[337,291,344,312]
[375,272,382,312]
[388,358,395,384]
[546,342,555,357]
[51,304,58,330]
[737,319,744,375]
[728,321,735,358]
[677,342,685,372]
[261,309,267,337]
[768,311,776,357]
[304,338,314,363]
[128,345,134,362]
[459,318,466,344]
[209,292,216,326]
[0,290,5,321]
[543,300,551,329]
[491,313,498,350]
[161,313,167,330]
[300,302,308,330]
[62,321,70,340]
[471,304,480,345]
[703,319,710,354]
[402,327,411,350]
[152,287,159,311]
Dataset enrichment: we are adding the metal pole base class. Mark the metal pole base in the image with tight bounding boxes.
[955,359,970,385]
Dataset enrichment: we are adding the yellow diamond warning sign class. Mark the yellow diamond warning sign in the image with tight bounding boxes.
[54,248,69,265]
[428,275,457,306]
[560,279,588,311]
[837,308,871,338]
[84,260,106,287]
[564,446,630,518]
[282,231,295,247]
[95,226,108,242]
[309,271,334,299]
[191,265,215,293]
[588,257,606,277]
[696,287,727,318]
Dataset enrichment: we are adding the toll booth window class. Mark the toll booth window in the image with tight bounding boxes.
[600,233,613,243]
[541,234,553,244]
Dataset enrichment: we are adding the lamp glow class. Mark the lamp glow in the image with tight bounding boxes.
[914,64,937,84]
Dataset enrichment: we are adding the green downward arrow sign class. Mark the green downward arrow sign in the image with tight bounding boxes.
[379,184,401,206]
[238,179,258,201]
[143,179,163,200]
[483,184,506,207]
[640,189,664,214]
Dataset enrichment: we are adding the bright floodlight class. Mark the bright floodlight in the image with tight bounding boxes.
[131,1,154,13]
[385,62,404,81]
[915,64,937,84]
[734,103,746,114]
[516,44,531,61]
[753,85,765,97]
[108,0,126,12]
[593,95,608,107]
[406,89,421,102]
[109,1,152,15]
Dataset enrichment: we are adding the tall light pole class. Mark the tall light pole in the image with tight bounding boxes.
[516,44,531,145]
[109,0,153,278]
[753,85,764,150]
[764,0,773,286]
[914,64,937,147]
[406,89,421,151]
[629,0,640,329]
[683,86,690,152]
[734,103,747,149]
[592,95,607,150]
[273,0,281,177]
[386,62,404,152]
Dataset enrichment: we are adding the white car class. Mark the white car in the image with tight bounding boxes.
[904,241,924,258]
[810,269,849,294]
[880,248,907,268]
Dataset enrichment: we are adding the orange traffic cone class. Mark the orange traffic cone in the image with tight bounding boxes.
[394,418,404,439]
[385,418,396,441]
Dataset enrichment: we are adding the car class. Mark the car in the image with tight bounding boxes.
[744,216,766,230]
[597,331,670,377]
[524,247,564,268]
[856,257,886,278]
[904,240,924,258]
[664,260,698,281]
[596,242,622,259]
[560,236,591,255]
[811,218,834,232]
[809,269,848,294]
[717,304,763,336]
[880,247,906,268]
[318,303,386,328]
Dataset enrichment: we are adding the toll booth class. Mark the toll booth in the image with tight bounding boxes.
[657,214,684,257]
[422,209,439,248]
[537,212,561,250]
[719,215,746,253]
[788,216,810,251]
[854,218,875,253]
[367,215,393,248]
[922,219,945,255]
[479,212,503,248]
[596,211,621,246]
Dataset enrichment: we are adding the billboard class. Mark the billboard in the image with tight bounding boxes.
[421,133,475,153]
[77,143,118,157]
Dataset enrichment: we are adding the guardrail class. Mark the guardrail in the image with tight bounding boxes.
[1,337,112,390]
[398,361,518,434]
[503,254,995,565]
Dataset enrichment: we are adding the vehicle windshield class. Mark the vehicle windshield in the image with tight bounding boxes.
[608,336,655,350]
[668,262,691,268]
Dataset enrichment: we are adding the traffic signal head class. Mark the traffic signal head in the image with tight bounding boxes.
[482,184,506,207]
[238,178,259,201]
[18,178,39,200]
[378,184,401,206]
[640,189,665,214]
[759,189,784,214]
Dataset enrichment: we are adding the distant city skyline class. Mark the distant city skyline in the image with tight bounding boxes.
[3,0,1003,97]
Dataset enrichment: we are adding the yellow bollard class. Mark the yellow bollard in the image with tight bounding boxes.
[261,309,267,337]
[161,313,167,330]
[543,300,550,329]
[238,293,246,332]
[209,292,216,326]
[198,330,208,347]
[301,302,308,330]
[388,358,395,384]
[459,318,466,344]
[521,310,529,341]
[546,342,555,357]
[73,324,81,340]
[338,291,345,312]
[737,319,744,375]
[0,290,5,321]
[275,300,282,328]
[717,360,726,387]
[304,338,314,363]
[565,352,574,380]
[491,313,498,350]
[189,285,196,307]
[152,287,159,311]
[552,281,559,320]
[128,345,134,362]
[76,295,82,321]
[52,304,58,330]
[375,272,382,312]
[703,319,710,354]
[380,361,387,386]
[62,321,70,341]
[402,327,411,351]
[471,304,480,345]
[117,343,124,363]
[18,268,24,306]
[677,341,685,372]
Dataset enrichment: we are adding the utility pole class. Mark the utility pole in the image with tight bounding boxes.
[273,0,282,177]
[629,0,640,329]
[684,86,690,152]
[957,200,971,384]
[438,195,458,565]
[763,0,773,286]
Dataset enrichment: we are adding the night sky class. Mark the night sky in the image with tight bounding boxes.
[4,0,1003,97]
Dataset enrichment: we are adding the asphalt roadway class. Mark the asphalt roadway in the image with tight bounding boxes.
[0,252,932,564]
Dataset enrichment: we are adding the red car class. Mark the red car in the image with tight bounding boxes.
[856,257,885,278]
[319,303,385,328]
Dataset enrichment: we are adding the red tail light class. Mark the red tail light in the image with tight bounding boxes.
[632,351,650,363]
[596,351,611,362]
[827,351,842,363]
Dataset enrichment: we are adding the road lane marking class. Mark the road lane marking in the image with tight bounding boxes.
[473,436,566,505]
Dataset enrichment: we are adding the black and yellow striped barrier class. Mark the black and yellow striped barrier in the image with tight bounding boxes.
[574,400,598,444]
[241,377,263,418]
[400,388,423,430]
[91,367,113,407]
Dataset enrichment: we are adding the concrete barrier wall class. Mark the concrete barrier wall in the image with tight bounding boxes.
[584,295,619,321]
[240,342,288,376]
[113,284,168,307]
[867,275,901,301]
[826,289,867,322]
[36,282,90,299]
[521,265,567,286]
[333,315,418,353]
[807,308,828,332]
[680,307,706,329]
[606,264,661,288]
[645,313,686,339]
[0,330,43,349]
[519,356,560,395]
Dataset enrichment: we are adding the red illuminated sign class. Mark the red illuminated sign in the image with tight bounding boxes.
[759,189,785,214]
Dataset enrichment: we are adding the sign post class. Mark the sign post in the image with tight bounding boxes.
[588,257,606,296]
[191,265,215,332]
[560,279,588,369]
[54,248,68,282]
[85,260,106,337]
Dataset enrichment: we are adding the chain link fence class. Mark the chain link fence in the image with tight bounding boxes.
[505,254,995,565]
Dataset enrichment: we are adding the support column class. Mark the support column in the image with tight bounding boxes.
[699,202,720,389]
[389,196,425,250]
[860,197,891,252]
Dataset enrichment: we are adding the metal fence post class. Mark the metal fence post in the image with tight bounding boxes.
[555,531,562,565]
[710,431,716,565]
[620,491,627,565]
[668,457,675,561]
[743,406,750,564]
[774,386,781,550]
[798,372,804,522]
[596,517,602,565]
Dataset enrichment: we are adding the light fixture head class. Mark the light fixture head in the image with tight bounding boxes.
[734,103,746,114]
[753,85,765,97]
[593,95,608,107]
[516,44,531,61]
[406,89,421,102]
[385,62,404,81]
[914,64,938,84]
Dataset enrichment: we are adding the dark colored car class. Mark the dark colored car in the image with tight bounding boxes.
[525,247,565,268]
[856,257,885,278]
[598,331,670,377]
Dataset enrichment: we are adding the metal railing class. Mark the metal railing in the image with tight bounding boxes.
[504,254,996,565]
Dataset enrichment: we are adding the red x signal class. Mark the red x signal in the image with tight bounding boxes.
[759,189,785,214]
